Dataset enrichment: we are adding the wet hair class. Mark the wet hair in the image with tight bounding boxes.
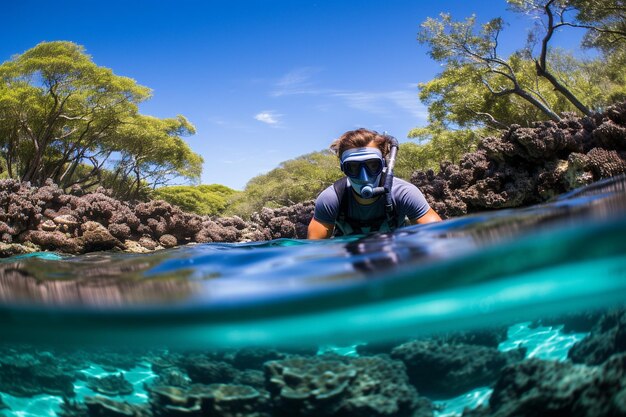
[330,128,391,159]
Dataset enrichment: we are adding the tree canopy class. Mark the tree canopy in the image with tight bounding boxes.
[0,41,203,198]
[410,0,626,172]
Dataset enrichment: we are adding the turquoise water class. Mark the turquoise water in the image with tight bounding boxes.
[0,175,625,416]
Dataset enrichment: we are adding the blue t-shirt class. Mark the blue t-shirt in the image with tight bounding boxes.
[313,177,430,232]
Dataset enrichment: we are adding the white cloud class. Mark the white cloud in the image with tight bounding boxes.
[254,111,281,125]
[269,70,428,123]
[272,67,330,96]
[332,89,428,121]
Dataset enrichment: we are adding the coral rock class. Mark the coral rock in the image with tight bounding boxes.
[159,234,178,248]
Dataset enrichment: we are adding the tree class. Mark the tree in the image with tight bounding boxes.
[0,41,202,197]
[418,13,564,121]
[106,114,202,199]
[530,0,626,53]
[412,1,626,173]
[508,0,625,115]
[405,126,480,171]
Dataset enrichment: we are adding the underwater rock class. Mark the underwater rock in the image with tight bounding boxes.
[181,356,238,385]
[233,369,266,392]
[264,355,431,417]
[148,383,270,417]
[151,367,192,389]
[568,308,626,365]
[464,353,626,417]
[84,395,148,417]
[148,352,184,375]
[58,398,89,417]
[0,351,75,397]
[199,383,271,417]
[434,327,509,348]
[86,350,142,372]
[390,340,526,398]
[229,348,287,371]
[147,385,203,416]
[356,339,409,356]
[86,373,134,396]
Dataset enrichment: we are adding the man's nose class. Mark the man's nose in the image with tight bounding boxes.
[358,165,369,181]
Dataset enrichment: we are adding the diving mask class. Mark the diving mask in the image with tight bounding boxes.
[340,147,385,198]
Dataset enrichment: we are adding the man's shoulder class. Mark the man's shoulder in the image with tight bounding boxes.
[316,183,341,205]
[390,177,428,210]
[391,177,419,194]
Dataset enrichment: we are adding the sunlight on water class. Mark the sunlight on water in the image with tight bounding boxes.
[433,322,588,417]
[500,322,587,361]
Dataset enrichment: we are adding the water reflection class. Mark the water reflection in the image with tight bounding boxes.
[0,175,623,310]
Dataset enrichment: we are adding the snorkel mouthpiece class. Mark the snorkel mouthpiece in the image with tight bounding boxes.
[360,184,385,199]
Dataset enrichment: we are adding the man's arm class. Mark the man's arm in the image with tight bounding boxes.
[307,218,335,239]
[408,207,442,225]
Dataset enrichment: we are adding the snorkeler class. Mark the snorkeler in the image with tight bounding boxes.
[307,128,441,239]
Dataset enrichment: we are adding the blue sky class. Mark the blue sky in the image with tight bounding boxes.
[2,1,576,190]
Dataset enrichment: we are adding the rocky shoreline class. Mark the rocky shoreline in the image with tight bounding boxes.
[412,101,626,219]
[0,101,624,256]
[0,180,315,256]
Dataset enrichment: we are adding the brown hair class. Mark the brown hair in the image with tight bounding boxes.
[330,128,391,159]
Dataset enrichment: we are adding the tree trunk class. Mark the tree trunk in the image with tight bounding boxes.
[535,60,593,116]
[537,0,593,116]
[514,87,561,122]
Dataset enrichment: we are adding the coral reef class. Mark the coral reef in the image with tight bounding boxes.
[390,340,525,398]
[411,101,626,219]
[264,355,432,417]
[9,304,626,417]
[464,353,626,417]
[568,308,626,365]
[0,180,314,254]
[147,383,271,417]
[85,373,134,396]
[0,350,75,397]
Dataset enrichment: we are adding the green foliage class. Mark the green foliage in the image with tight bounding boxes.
[226,150,343,218]
[152,184,238,216]
[411,2,626,174]
[404,126,480,172]
[0,41,202,199]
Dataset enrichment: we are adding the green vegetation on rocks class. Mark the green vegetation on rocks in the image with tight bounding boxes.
[152,184,238,216]
[225,150,343,218]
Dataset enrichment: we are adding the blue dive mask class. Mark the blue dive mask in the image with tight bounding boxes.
[340,147,385,198]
